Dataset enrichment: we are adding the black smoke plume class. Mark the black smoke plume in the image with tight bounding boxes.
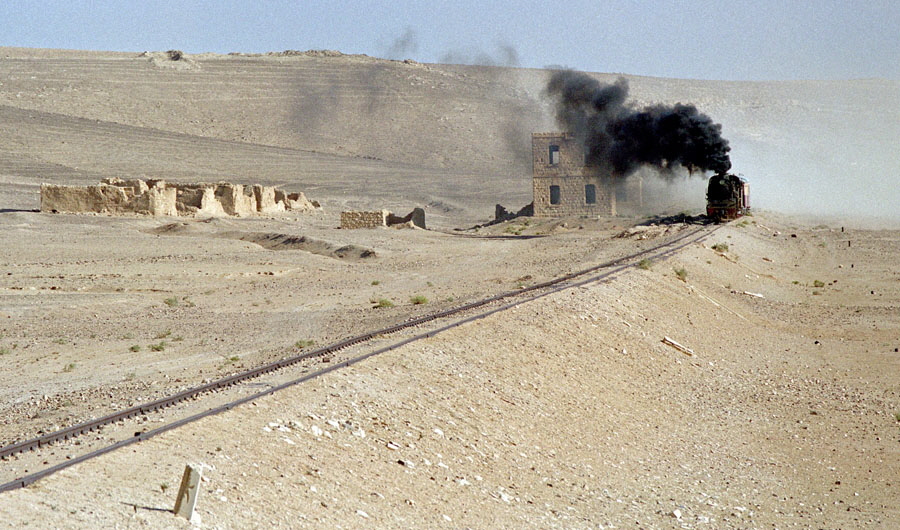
[546,71,731,176]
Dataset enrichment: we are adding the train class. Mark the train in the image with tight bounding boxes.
[706,173,750,221]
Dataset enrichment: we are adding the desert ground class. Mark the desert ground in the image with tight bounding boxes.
[0,48,898,528]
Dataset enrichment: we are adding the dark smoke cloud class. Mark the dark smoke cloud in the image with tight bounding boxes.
[546,71,731,176]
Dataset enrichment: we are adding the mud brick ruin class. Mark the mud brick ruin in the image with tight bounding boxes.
[40,178,319,217]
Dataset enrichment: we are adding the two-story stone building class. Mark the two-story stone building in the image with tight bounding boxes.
[531,132,617,217]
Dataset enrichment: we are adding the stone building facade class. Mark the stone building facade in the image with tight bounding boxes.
[532,132,616,217]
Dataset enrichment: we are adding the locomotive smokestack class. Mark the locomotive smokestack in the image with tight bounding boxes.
[546,71,731,177]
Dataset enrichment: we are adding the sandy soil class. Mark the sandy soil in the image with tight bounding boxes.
[0,214,897,529]
[0,48,898,528]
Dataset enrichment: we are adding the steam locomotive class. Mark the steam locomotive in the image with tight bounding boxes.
[706,173,749,221]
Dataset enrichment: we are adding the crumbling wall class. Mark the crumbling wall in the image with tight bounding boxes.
[341,208,426,229]
[340,210,390,229]
[40,179,318,217]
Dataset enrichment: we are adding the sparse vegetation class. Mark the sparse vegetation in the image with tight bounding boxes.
[295,339,316,349]
[120,332,135,340]
[504,224,524,236]
[150,341,167,352]
[62,362,76,372]
[792,280,800,285]
[163,297,179,307]
[894,412,900,422]
[711,243,729,253]
[410,295,428,305]
[371,280,381,286]
[160,482,169,492]
[637,258,653,270]
[813,280,825,288]
[674,267,688,282]
[228,355,240,362]
[0,347,10,356]
[155,330,172,339]
[125,372,136,381]
[812,290,822,296]
[52,338,68,345]
[129,345,141,352]
[374,298,394,308]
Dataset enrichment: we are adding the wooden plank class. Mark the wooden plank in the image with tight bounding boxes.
[662,336,694,356]
[173,464,202,520]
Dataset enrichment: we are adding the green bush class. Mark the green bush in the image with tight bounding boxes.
[410,295,429,305]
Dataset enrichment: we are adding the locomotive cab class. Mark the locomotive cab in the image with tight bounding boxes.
[706,173,749,222]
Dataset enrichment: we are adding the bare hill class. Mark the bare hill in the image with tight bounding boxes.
[2,47,898,220]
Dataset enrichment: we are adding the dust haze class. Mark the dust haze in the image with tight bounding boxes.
[702,79,900,223]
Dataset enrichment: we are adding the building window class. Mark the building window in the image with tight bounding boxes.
[585,184,596,204]
[549,145,560,166]
[616,186,628,203]
[550,185,561,205]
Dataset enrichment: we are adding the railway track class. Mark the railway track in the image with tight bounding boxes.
[0,223,717,493]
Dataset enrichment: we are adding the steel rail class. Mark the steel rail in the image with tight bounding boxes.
[0,224,716,492]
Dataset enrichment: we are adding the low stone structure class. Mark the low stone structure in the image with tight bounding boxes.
[340,208,426,229]
[41,178,319,217]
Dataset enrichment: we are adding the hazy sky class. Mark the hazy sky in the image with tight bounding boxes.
[2,0,898,80]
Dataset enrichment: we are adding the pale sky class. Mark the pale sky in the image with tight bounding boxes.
[2,0,898,80]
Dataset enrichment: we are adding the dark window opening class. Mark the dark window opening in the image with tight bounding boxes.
[549,145,560,166]
[550,185,561,205]
[585,184,596,204]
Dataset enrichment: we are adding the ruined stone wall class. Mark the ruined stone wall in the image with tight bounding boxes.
[340,208,426,229]
[40,179,318,217]
[340,210,389,229]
